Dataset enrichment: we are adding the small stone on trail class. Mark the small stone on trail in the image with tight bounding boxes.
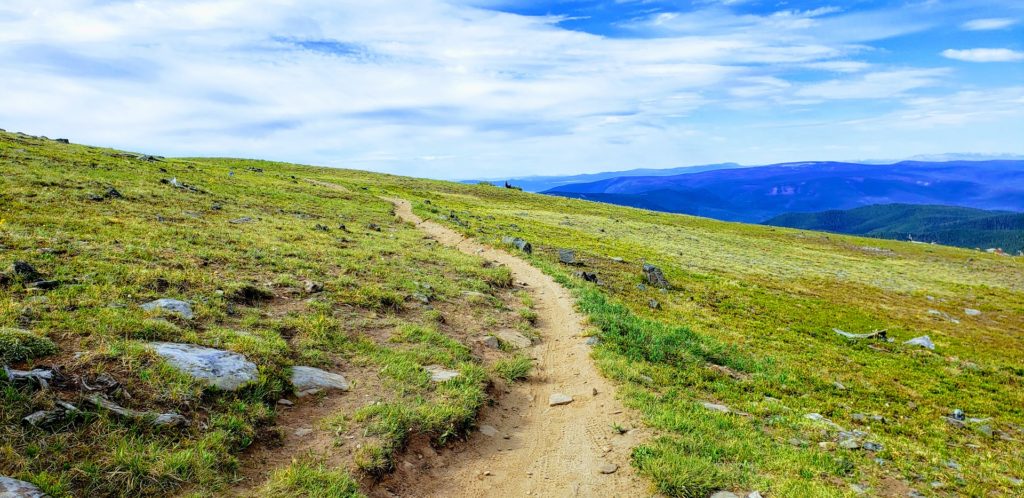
[480,425,498,437]
[277,399,294,406]
[549,393,573,406]
[496,330,532,349]
[291,366,349,397]
[425,365,460,382]
[599,463,618,474]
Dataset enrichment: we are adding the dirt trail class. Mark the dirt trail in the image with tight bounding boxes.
[380,198,651,498]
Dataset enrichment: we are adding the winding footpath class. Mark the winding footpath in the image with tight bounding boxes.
[379,198,651,498]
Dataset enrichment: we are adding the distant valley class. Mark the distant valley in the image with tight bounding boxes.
[765,204,1024,253]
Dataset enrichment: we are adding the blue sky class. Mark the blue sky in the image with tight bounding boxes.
[0,1,1022,179]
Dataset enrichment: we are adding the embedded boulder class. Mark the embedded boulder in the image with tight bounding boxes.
[140,299,194,320]
[502,236,532,254]
[496,330,532,349]
[0,476,47,497]
[149,342,258,391]
[558,249,578,265]
[291,366,350,397]
[424,365,460,382]
[642,264,669,288]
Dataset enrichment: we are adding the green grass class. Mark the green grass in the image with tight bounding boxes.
[260,459,363,498]
[3,130,1023,497]
[493,355,533,382]
[0,132,531,496]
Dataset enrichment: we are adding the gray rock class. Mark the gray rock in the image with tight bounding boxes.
[648,299,660,310]
[481,336,500,349]
[598,463,618,474]
[10,261,41,282]
[833,381,847,390]
[850,483,869,495]
[85,394,187,428]
[575,271,598,283]
[951,409,966,421]
[710,492,740,498]
[291,366,349,397]
[862,440,885,453]
[964,308,981,316]
[0,477,47,497]
[479,425,498,437]
[549,393,573,406]
[229,216,254,224]
[294,428,313,437]
[303,280,324,293]
[149,342,258,391]
[611,257,624,263]
[904,335,935,350]
[558,249,578,265]
[496,330,532,349]
[501,236,532,254]
[839,438,861,450]
[641,263,669,288]
[141,299,194,320]
[852,413,866,422]
[277,399,294,406]
[833,328,889,341]
[748,493,764,498]
[702,402,731,414]
[584,336,600,346]
[424,365,460,382]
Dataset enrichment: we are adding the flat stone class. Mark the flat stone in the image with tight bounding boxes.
[149,342,258,391]
[610,257,624,263]
[140,298,194,319]
[425,365,460,382]
[496,330,532,349]
[584,336,600,346]
[480,425,498,437]
[904,335,935,350]
[291,366,349,397]
[748,492,764,498]
[558,249,578,265]
[964,308,981,316]
[481,336,500,349]
[710,492,740,498]
[0,477,46,497]
[702,402,731,414]
[277,399,294,406]
[294,428,313,437]
[598,463,618,474]
[549,393,573,406]
[839,439,861,450]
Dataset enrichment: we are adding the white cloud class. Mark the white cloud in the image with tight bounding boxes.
[961,18,1017,31]
[941,48,1024,62]
[795,69,949,100]
[0,0,1019,178]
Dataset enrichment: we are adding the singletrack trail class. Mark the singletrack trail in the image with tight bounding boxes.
[378,198,651,498]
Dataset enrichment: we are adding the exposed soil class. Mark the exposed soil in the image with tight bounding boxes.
[374,198,652,498]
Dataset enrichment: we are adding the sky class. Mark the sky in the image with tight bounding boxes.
[0,1,1022,180]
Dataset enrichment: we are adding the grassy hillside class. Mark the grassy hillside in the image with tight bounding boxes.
[2,131,1023,497]
[0,131,537,496]
[765,204,1024,253]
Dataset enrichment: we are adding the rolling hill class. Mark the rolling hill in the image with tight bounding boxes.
[544,160,1024,223]
[765,204,1024,253]
[2,130,1023,497]
[463,163,742,193]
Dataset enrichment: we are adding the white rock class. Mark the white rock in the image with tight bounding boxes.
[480,425,498,437]
[294,428,313,437]
[291,366,349,397]
[141,298,193,319]
[425,365,460,382]
[964,308,981,316]
[904,335,935,350]
[702,402,731,414]
[496,330,532,349]
[0,477,46,497]
[149,342,258,391]
[549,393,573,406]
[710,492,740,498]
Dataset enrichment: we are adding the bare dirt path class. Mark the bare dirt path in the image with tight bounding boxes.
[379,198,652,498]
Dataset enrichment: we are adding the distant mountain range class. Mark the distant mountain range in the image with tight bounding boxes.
[544,160,1024,223]
[464,163,743,193]
[765,204,1024,253]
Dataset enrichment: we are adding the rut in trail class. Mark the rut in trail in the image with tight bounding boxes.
[376,198,651,498]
